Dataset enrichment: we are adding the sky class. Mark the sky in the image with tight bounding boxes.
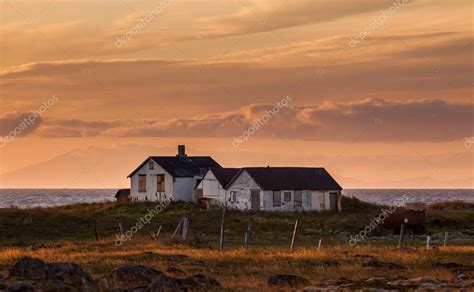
[0,0,472,188]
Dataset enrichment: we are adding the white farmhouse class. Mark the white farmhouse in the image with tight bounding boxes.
[128,145,221,202]
[198,167,343,212]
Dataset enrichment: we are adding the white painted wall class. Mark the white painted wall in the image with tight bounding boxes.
[130,159,173,202]
[198,171,226,206]
[173,177,198,202]
[226,171,263,211]
[130,158,204,203]
[226,171,341,212]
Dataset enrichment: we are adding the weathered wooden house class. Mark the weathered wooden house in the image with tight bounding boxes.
[197,167,342,212]
[127,145,221,202]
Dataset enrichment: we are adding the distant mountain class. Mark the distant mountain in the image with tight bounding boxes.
[0,145,165,188]
[1,145,472,189]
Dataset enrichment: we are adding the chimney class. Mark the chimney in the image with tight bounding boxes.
[177,145,187,157]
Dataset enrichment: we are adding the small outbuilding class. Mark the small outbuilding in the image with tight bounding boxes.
[115,188,131,203]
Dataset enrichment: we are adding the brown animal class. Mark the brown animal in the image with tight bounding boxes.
[372,210,426,236]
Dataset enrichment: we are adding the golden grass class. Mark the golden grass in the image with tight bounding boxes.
[1,237,472,289]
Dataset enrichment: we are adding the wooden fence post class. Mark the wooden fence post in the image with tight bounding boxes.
[156,226,162,239]
[426,235,431,249]
[244,220,253,249]
[145,226,155,240]
[171,218,185,240]
[181,217,189,241]
[219,208,226,252]
[290,220,299,252]
[119,221,125,239]
[92,219,99,241]
[443,232,448,247]
[398,224,405,249]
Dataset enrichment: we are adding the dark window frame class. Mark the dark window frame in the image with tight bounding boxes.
[138,174,147,193]
[273,190,281,207]
[157,174,165,192]
[284,191,291,202]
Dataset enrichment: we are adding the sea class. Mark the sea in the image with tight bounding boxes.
[0,189,472,209]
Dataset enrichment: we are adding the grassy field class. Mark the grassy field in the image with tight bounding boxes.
[0,197,473,289]
[0,197,473,248]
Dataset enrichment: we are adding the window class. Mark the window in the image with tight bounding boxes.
[157,174,165,192]
[138,175,147,193]
[273,191,281,207]
[149,161,154,170]
[284,191,291,202]
[229,191,237,202]
[294,190,302,207]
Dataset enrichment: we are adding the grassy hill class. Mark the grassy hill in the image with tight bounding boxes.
[0,197,472,248]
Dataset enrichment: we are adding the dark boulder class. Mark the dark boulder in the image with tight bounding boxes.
[177,274,221,289]
[267,274,310,288]
[362,258,405,270]
[99,265,166,289]
[8,257,95,290]
[166,267,185,276]
[46,262,95,288]
[9,257,48,280]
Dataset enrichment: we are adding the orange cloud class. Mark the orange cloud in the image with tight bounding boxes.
[25,98,473,143]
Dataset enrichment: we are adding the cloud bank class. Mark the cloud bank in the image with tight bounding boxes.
[13,98,472,142]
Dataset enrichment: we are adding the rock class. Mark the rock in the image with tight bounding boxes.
[147,274,221,291]
[433,262,472,271]
[412,277,441,286]
[29,243,46,251]
[99,265,165,289]
[364,277,390,287]
[323,277,351,286]
[146,276,185,292]
[29,243,63,251]
[454,271,469,282]
[9,257,95,290]
[9,257,47,280]
[178,274,221,289]
[46,262,95,288]
[166,267,185,276]
[362,258,405,270]
[268,274,310,288]
[4,280,43,291]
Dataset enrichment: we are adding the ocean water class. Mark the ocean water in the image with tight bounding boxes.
[0,188,472,209]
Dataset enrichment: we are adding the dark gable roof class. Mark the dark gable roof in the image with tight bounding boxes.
[231,167,342,191]
[128,156,221,178]
[210,168,240,187]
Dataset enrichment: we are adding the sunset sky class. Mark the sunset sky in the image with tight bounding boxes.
[0,0,472,188]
